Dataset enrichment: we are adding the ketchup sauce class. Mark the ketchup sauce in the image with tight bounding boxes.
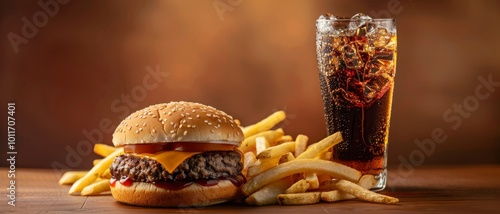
[110,176,245,190]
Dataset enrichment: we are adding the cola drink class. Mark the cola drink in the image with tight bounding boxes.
[316,13,397,191]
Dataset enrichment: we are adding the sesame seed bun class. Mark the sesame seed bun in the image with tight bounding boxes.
[112,101,243,147]
[110,179,241,207]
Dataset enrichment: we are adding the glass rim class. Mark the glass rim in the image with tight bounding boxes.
[316,18,395,22]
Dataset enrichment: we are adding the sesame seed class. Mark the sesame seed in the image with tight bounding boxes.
[162,111,166,114]
[181,119,186,124]
[128,126,132,130]
[210,129,214,133]
[204,120,208,123]
[207,113,212,117]
[218,119,222,123]
[152,115,157,118]
[135,130,139,134]
[183,131,188,136]
[161,121,165,125]
[181,113,185,117]
[170,130,175,133]
[192,110,196,113]
[196,115,200,118]
[170,122,174,125]
[192,125,197,128]
[139,128,143,131]
[152,129,156,133]
[171,134,176,138]
[186,112,190,116]
[143,122,147,127]
[135,124,139,127]
[179,124,183,129]
[168,112,172,116]
[188,117,193,120]
[174,124,178,128]
[177,137,183,141]
[208,122,212,126]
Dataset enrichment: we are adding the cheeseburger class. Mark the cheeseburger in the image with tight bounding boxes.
[109,101,245,207]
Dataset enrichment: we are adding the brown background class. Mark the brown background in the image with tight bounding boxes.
[0,0,499,169]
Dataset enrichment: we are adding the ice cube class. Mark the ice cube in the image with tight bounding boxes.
[349,13,372,36]
[364,59,382,76]
[373,48,394,61]
[318,13,336,20]
[342,44,363,69]
[368,28,391,47]
[363,84,377,103]
[351,13,372,22]
[317,13,337,34]
[366,73,392,95]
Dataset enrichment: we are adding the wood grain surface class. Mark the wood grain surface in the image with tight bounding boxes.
[1,165,499,213]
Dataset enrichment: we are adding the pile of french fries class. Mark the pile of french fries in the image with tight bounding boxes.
[58,144,122,196]
[59,110,398,206]
[239,111,399,205]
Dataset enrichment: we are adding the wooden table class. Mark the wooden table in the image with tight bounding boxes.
[1,165,499,213]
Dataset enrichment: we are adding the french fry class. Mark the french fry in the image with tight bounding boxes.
[255,136,270,155]
[93,144,118,157]
[241,159,361,196]
[245,176,294,206]
[268,128,284,146]
[249,152,295,177]
[305,172,319,189]
[69,148,123,194]
[239,130,284,153]
[285,179,310,194]
[276,135,294,145]
[279,152,295,164]
[101,169,112,179]
[277,192,321,205]
[296,132,342,159]
[58,171,88,185]
[247,156,281,178]
[294,134,308,157]
[93,159,102,166]
[80,179,111,196]
[316,151,332,160]
[319,174,376,191]
[331,179,399,204]
[256,142,295,159]
[243,152,257,171]
[320,175,377,202]
[242,111,286,138]
[358,174,377,189]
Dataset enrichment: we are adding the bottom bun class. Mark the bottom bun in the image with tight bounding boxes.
[111,180,240,207]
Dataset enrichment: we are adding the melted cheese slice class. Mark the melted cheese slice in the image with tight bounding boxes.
[132,151,200,173]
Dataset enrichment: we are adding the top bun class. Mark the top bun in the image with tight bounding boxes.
[112,101,243,147]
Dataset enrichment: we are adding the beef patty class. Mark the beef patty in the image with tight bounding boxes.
[110,151,243,183]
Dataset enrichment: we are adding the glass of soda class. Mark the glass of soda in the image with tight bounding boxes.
[315,13,397,191]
